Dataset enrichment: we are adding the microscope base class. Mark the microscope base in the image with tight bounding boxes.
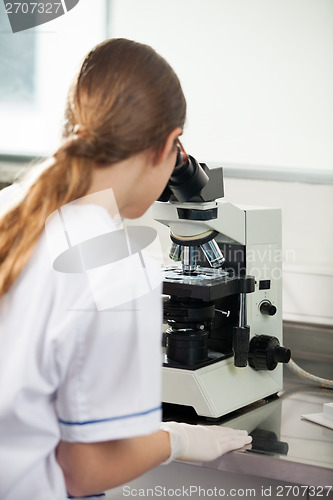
[162,357,283,419]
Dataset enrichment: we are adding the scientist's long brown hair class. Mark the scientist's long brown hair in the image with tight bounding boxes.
[0,38,186,298]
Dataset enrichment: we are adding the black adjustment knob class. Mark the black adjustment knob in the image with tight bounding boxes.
[248,335,291,371]
[260,301,277,316]
[250,429,289,455]
[233,326,250,367]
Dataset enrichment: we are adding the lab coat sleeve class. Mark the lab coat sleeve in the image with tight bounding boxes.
[53,275,163,443]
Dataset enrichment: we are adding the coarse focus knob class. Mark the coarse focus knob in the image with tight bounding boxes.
[260,301,277,316]
[248,335,291,371]
[233,325,250,367]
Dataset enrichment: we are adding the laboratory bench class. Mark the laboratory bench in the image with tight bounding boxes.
[107,323,333,499]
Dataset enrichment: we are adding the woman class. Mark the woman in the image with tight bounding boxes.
[0,38,251,499]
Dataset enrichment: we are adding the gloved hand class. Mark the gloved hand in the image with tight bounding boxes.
[161,421,252,463]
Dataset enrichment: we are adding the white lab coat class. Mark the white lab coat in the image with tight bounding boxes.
[0,188,163,499]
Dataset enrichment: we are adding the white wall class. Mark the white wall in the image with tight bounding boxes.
[109,0,333,172]
[112,0,333,326]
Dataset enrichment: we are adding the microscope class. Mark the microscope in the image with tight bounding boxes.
[153,142,291,419]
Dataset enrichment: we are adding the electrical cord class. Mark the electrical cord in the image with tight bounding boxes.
[286,358,333,389]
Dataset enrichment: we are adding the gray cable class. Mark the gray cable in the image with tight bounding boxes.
[286,358,333,389]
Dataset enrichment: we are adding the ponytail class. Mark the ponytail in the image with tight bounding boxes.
[0,153,93,297]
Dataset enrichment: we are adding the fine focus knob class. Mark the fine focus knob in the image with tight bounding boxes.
[248,335,291,371]
[260,301,277,316]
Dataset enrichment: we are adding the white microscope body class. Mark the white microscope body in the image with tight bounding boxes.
[153,161,289,419]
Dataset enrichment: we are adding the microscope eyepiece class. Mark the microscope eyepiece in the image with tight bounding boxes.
[168,154,209,202]
[158,140,224,202]
[175,141,188,168]
[158,140,209,202]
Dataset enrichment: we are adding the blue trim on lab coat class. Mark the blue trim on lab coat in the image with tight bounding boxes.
[59,405,162,426]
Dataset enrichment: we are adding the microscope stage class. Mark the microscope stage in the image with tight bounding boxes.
[162,266,242,301]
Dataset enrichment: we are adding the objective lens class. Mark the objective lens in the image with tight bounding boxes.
[169,243,182,262]
[182,246,198,273]
[200,239,225,268]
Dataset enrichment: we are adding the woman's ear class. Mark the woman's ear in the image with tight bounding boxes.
[156,127,183,165]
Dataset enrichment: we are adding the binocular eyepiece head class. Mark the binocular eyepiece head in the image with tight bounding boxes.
[159,141,209,202]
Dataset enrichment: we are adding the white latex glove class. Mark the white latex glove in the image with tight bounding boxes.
[161,421,252,463]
